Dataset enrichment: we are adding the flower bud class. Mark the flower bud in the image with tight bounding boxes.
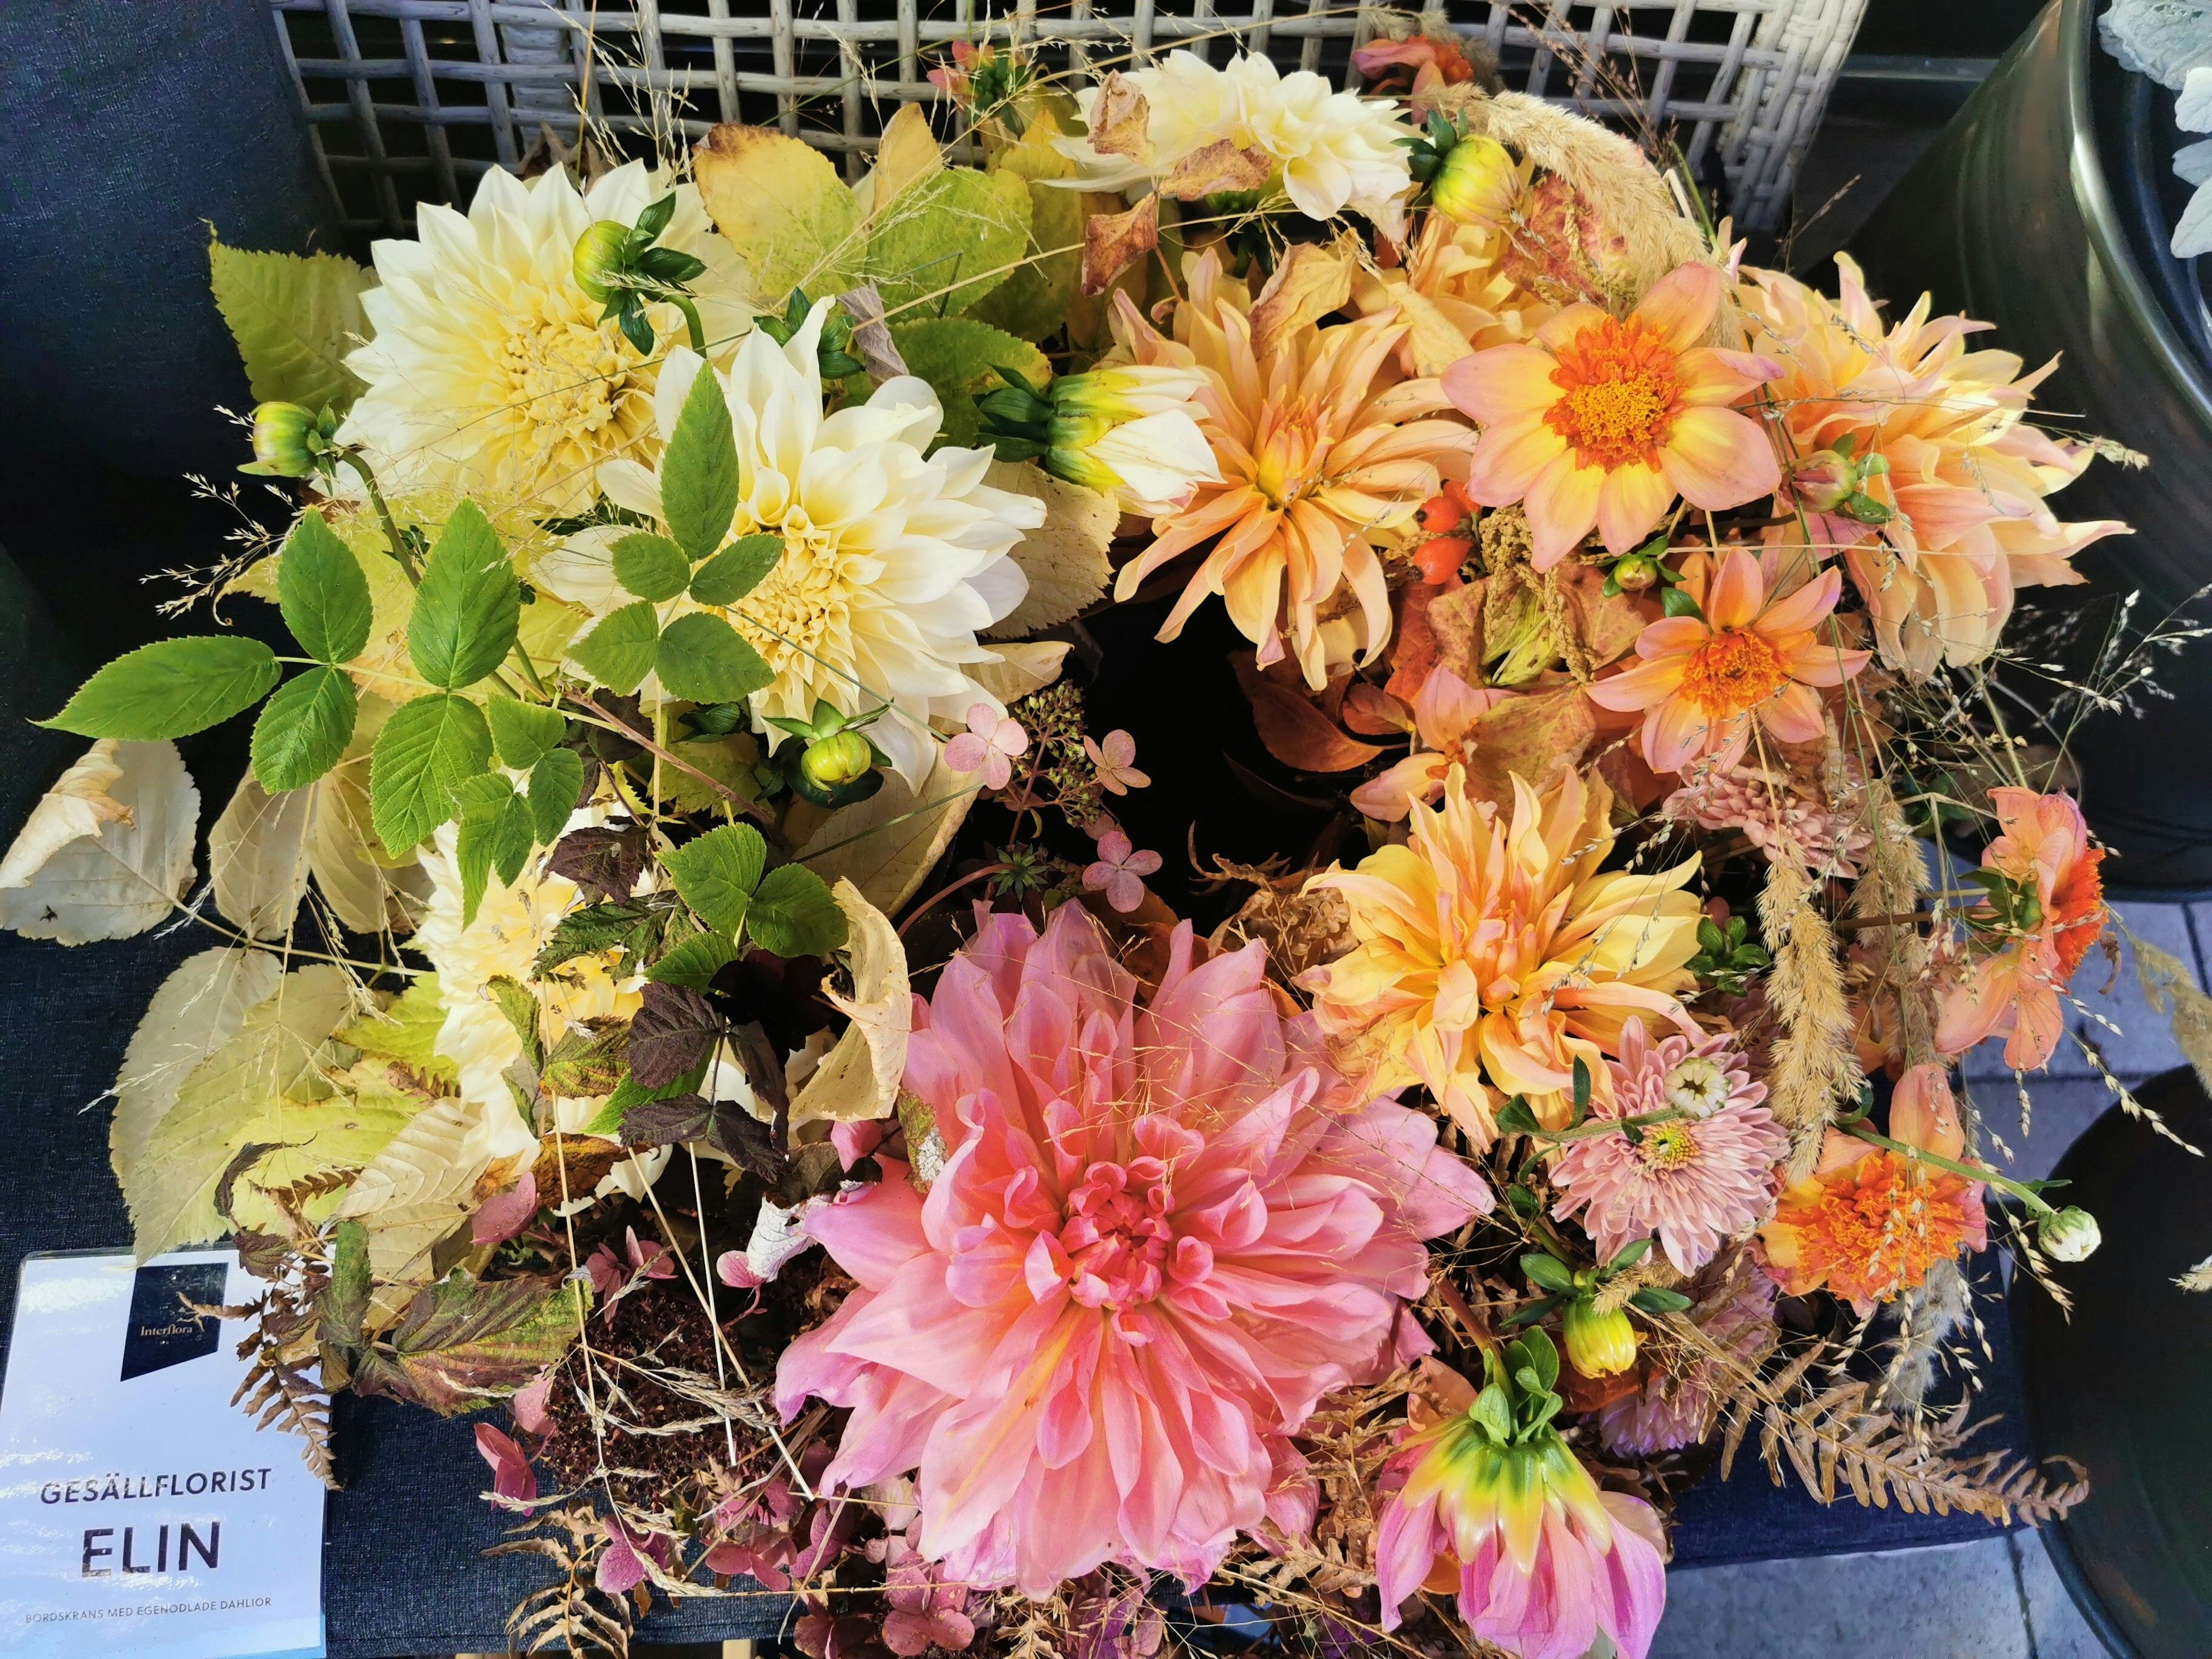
[1562,1294,1638,1377]
[1609,551,1662,593]
[799,729,875,791]
[572,219,634,302]
[2040,1206,2101,1263]
[241,401,332,478]
[1787,449,1857,514]
[1430,134,1521,228]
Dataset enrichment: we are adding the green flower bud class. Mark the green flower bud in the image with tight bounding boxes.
[800,729,876,791]
[1562,1294,1638,1377]
[1609,551,1663,593]
[572,219,635,303]
[240,401,334,478]
[1430,134,1521,228]
[2040,1206,2101,1263]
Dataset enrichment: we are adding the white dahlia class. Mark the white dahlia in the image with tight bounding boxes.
[536,300,1044,786]
[1055,50,1412,225]
[339,160,753,516]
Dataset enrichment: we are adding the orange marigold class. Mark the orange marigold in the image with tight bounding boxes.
[1759,1137,1987,1316]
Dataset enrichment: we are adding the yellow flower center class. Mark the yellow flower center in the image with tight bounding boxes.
[1544,315,1681,471]
[1680,629,1787,717]
[1637,1121,1701,1171]
[725,513,853,693]
[1249,402,1331,509]
[499,301,651,475]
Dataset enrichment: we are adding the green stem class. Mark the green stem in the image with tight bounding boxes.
[1843,1122,2055,1217]
[340,451,417,582]
[671,294,707,356]
[1533,1105,1690,1145]
[509,639,552,698]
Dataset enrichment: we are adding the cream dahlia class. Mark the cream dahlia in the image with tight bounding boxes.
[339,161,752,516]
[774,903,1491,1597]
[1055,50,1412,225]
[534,302,1043,787]
[1550,1017,1788,1275]
[1303,764,1705,1142]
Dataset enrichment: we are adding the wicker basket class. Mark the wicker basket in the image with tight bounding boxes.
[270,0,1866,237]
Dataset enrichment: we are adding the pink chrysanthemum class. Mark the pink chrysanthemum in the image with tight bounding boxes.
[1597,1266,1777,1456]
[774,903,1493,1597]
[1550,1017,1788,1275]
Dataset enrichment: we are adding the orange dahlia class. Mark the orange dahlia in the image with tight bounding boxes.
[1443,264,1783,570]
[1108,251,1474,687]
[1584,547,1870,776]
[1759,1134,1987,1316]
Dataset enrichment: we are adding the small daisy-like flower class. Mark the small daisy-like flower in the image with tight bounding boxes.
[1664,1056,1732,1119]
[1083,729,1151,794]
[1550,1017,1788,1275]
[943,703,1029,791]
[1083,830,1162,914]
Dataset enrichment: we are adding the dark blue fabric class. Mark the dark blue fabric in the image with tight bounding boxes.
[0,0,342,479]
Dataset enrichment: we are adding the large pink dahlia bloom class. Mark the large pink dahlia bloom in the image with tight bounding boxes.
[775,903,1493,1596]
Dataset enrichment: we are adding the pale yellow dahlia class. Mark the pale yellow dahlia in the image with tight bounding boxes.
[1348,210,1555,379]
[1108,251,1475,687]
[1302,764,1703,1144]
[339,160,752,517]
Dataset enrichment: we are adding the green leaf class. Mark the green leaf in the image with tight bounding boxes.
[662,823,766,936]
[1606,1237,1653,1272]
[453,775,535,926]
[249,665,359,793]
[1629,1287,1694,1315]
[745,862,848,958]
[569,600,661,695]
[611,532,693,603]
[688,534,786,606]
[353,1276,584,1415]
[1472,1382,1514,1444]
[532,900,676,979]
[1521,1253,1576,1294]
[888,318,1050,449]
[277,510,374,664]
[661,369,740,560]
[584,1059,707,1137]
[408,502,520,690]
[484,697,567,770]
[656,611,773,703]
[646,930,739,990]
[866,167,1033,320]
[319,1219,372,1354]
[1493,1096,1541,1138]
[337,977,457,1085]
[484,976,543,1069]
[1661,586,1705,622]
[368,692,493,855]
[967,137,1084,342]
[206,234,371,415]
[41,637,281,740]
[1571,1057,1592,1126]
[527,748,585,844]
[1516,1327,1560,1392]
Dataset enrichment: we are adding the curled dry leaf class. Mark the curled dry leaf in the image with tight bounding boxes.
[210,771,312,942]
[1088,73,1153,160]
[1457,687,1598,808]
[1248,239,1356,361]
[798,748,977,915]
[0,739,198,945]
[982,460,1115,639]
[529,1133,630,1202]
[791,879,912,1127]
[1232,654,1386,774]
[111,946,285,1200]
[1081,192,1159,297]
[1160,140,1273,201]
[970,641,1071,706]
[835,283,908,385]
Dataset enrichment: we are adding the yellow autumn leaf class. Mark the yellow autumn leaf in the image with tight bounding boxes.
[695,123,863,303]
[791,880,911,1126]
[982,459,1115,638]
[797,749,976,914]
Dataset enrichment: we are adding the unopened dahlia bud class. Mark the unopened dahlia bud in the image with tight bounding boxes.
[1787,449,1857,514]
[2040,1206,2101,1263]
[1562,1293,1638,1377]
[1430,134,1520,228]
[240,401,335,478]
[799,730,876,791]
[571,219,634,303]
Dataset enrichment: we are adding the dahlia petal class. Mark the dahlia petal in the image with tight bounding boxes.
[1584,654,1689,714]
[1596,461,1677,555]
[1375,1484,1445,1630]
[1443,344,1562,426]
[1659,406,1782,510]
[1752,563,1844,639]
[1759,679,1825,743]
[1645,694,1713,773]
[1631,262,1723,354]
[1675,345,1783,405]
[1524,454,1604,570]
[1596,1493,1669,1659]
[1705,547,1766,631]
[805,1162,930,1291]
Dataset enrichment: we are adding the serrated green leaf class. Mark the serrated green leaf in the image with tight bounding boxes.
[369,692,493,855]
[647,930,738,990]
[355,1275,584,1415]
[662,823,766,936]
[866,166,1032,320]
[484,697,567,770]
[569,600,661,695]
[278,510,373,664]
[207,234,371,414]
[966,141,1084,342]
[693,125,863,306]
[745,862,847,958]
[888,317,1050,449]
[250,665,359,794]
[528,748,585,843]
[611,531,693,602]
[408,502,520,690]
[661,369,739,560]
[336,976,457,1085]
[41,637,281,741]
[656,611,772,703]
[454,775,536,927]
[688,533,785,606]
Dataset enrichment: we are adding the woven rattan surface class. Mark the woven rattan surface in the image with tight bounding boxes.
[271,0,1865,239]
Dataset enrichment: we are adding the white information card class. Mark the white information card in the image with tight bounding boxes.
[0,1251,325,1658]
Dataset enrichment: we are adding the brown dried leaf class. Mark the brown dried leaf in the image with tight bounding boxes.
[1088,73,1153,160]
[1558,561,1652,668]
[1160,139,1272,200]
[1081,192,1158,297]
[1459,687,1596,808]
[529,1133,628,1201]
[1340,682,1413,736]
[1232,653,1385,774]
[1249,238,1356,360]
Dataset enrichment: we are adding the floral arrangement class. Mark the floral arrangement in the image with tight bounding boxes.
[14,17,2210,1658]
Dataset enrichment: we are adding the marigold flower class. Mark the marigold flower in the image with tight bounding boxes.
[1934,787,2105,1071]
[1584,547,1871,777]
[1108,252,1474,686]
[774,906,1491,1596]
[1304,763,1704,1143]
[1550,1018,1788,1275]
[1444,264,1783,569]
[1758,1133,1988,1316]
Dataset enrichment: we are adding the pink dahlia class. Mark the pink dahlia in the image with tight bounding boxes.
[1598,1264,1777,1456]
[1550,1017,1788,1275]
[774,903,1493,1596]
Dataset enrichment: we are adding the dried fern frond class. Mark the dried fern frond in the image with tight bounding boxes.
[224,1281,336,1486]
[494,1502,635,1658]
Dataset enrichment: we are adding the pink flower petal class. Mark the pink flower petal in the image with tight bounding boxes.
[943,733,988,774]
[471,1171,539,1247]
[475,1422,537,1508]
[1631,262,1722,354]
[512,1369,556,1435]
[1658,406,1782,510]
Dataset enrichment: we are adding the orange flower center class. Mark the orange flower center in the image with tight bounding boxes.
[2050,847,2106,980]
[1679,629,1787,717]
[1544,315,1681,470]
[1250,401,1331,509]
